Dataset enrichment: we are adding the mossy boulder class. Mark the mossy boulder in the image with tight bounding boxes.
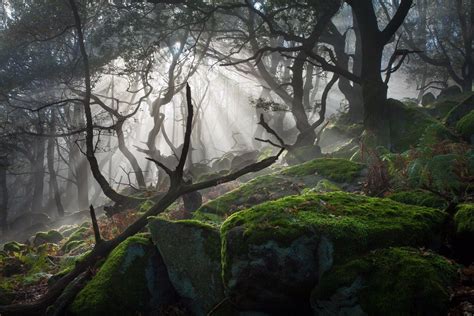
[284,145,322,165]
[312,247,457,316]
[311,179,341,193]
[195,158,364,223]
[220,192,446,312]
[61,226,90,253]
[456,110,474,143]
[445,93,474,127]
[453,203,474,263]
[33,230,63,247]
[2,241,27,253]
[387,99,446,151]
[387,190,448,209]
[148,218,224,316]
[69,235,177,316]
[137,199,154,213]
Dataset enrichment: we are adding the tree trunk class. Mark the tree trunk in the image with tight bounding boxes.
[292,51,317,147]
[349,0,408,148]
[0,161,8,233]
[31,135,46,212]
[116,121,146,189]
[47,116,65,217]
[76,158,90,210]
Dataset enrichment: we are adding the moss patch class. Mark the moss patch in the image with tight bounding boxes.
[312,247,457,316]
[387,99,444,151]
[33,230,63,246]
[387,190,448,209]
[2,241,27,253]
[281,158,363,182]
[61,226,90,253]
[69,235,175,315]
[196,158,364,222]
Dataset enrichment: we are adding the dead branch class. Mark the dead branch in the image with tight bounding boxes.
[89,205,102,245]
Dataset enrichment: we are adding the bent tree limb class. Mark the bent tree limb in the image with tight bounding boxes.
[0,70,285,316]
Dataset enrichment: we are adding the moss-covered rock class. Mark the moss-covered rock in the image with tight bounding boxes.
[456,110,474,143]
[69,235,177,316]
[284,145,322,165]
[387,99,445,151]
[311,179,341,193]
[137,200,154,214]
[445,93,474,127]
[148,218,224,316]
[33,230,63,247]
[195,158,364,223]
[2,241,27,253]
[453,203,474,263]
[387,190,448,209]
[61,226,90,253]
[220,192,446,312]
[312,247,457,316]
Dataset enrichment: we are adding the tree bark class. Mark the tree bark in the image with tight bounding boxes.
[116,120,146,189]
[47,115,65,217]
[0,160,8,233]
[31,133,46,212]
[292,51,317,147]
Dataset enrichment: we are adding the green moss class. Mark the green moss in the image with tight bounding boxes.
[148,217,224,314]
[69,235,159,316]
[138,200,154,213]
[312,179,341,193]
[281,158,363,182]
[196,159,363,222]
[313,247,457,316]
[221,192,446,282]
[34,230,63,246]
[387,99,442,151]
[456,110,474,141]
[2,241,27,253]
[387,190,448,209]
[61,226,90,253]
[454,203,474,235]
[445,93,474,126]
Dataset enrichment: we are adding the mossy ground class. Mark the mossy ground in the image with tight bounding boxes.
[313,247,457,316]
[33,230,63,246]
[220,191,446,282]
